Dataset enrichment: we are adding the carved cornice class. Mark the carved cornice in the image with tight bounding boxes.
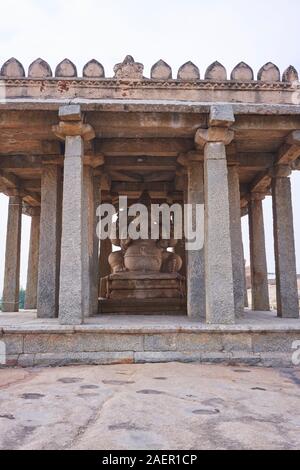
[0,78,299,92]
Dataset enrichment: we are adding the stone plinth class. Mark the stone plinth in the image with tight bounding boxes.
[0,311,299,368]
[100,272,186,314]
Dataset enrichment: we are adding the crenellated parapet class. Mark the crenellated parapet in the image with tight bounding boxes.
[0,56,299,105]
[0,56,298,83]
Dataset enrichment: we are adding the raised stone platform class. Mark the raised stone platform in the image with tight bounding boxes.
[0,311,300,368]
[100,273,186,314]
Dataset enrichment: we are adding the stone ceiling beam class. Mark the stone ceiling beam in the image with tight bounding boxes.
[95,138,194,157]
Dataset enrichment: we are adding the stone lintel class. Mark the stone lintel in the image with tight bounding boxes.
[195,127,234,149]
[209,104,235,127]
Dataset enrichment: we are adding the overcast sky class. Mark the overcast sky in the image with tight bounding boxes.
[0,0,300,292]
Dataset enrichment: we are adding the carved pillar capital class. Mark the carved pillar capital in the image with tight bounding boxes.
[23,204,41,217]
[291,157,300,170]
[195,127,234,148]
[5,187,24,199]
[269,164,292,178]
[247,192,266,202]
[177,151,203,166]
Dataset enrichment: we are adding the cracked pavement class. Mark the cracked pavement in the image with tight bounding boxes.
[0,363,299,450]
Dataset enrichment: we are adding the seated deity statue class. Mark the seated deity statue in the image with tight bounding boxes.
[108,194,182,275]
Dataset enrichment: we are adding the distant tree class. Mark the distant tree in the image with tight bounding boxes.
[19,288,26,310]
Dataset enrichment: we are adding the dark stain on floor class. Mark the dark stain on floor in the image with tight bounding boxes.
[102,380,135,386]
[77,393,100,398]
[136,389,166,395]
[57,377,83,384]
[20,393,45,400]
[192,409,220,415]
[80,385,99,390]
[108,422,144,431]
[0,414,15,420]
[233,369,251,374]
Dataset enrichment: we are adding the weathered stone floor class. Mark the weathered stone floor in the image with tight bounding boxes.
[1,309,300,330]
[0,363,299,450]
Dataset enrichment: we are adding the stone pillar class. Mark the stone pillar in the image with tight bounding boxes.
[91,176,101,314]
[2,193,22,312]
[248,193,270,311]
[37,165,62,318]
[186,159,205,319]
[99,238,112,298]
[243,255,249,308]
[82,167,100,317]
[99,237,112,278]
[228,165,244,315]
[59,135,84,324]
[25,207,40,310]
[272,165,299,318]
[175,239,186,277]
[53,105,95,325]
[195,105,235,324]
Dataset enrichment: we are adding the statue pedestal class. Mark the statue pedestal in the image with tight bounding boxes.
[99,273,186,314]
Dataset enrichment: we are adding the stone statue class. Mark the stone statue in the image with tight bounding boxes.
[108,193,182,275]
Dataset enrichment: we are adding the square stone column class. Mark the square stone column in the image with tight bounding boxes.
[195,106,235,325]
[272,166,299,318]
[82,168,100,317]
[186,160,205,319]
[53,105,96,325]
[25,207,40,310]
[248,193,270,311]
[204,143,235,324]
[228,165,245,316]
[2,193,22,312]
[37,165,62,318]
[59,136,85,325]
